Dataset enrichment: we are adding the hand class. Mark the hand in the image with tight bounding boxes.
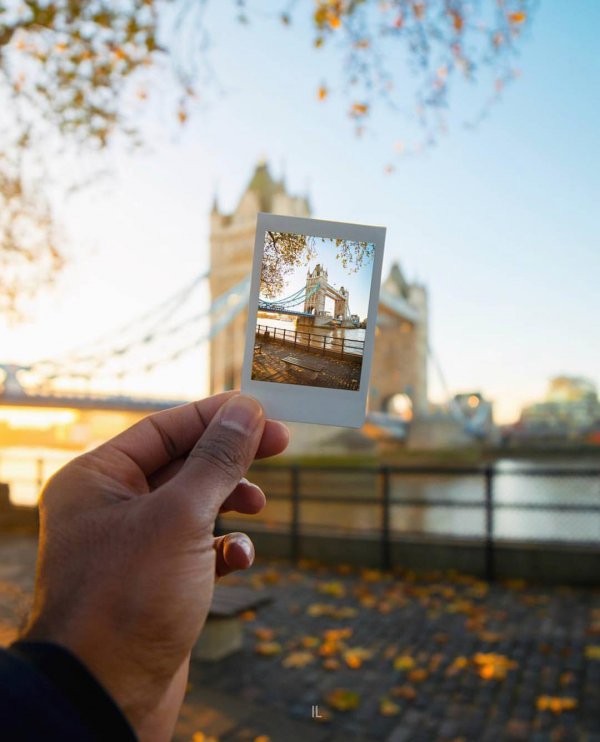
[22,392,289,741]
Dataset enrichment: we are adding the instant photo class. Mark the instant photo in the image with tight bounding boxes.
[241,213,386,427]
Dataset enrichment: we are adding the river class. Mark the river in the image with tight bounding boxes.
[1,450,599,544]
[255,316,366,356]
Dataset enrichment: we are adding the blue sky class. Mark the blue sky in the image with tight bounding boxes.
[263,236,375,319]
[1,1,598,422]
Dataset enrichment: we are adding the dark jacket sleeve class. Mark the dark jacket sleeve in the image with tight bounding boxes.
[0,641,136,741]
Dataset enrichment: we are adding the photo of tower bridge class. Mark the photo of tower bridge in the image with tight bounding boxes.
[251,232,375,391]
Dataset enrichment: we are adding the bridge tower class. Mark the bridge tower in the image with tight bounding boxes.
[304,264,327,315]
[334,286,349,320]
[209,162,310,393]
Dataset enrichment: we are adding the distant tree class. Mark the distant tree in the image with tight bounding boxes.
[0,0,534,317]
[262,231,373,298]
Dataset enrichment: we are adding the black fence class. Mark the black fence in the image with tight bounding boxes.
[255,323,364,359]
[223,464,600,580]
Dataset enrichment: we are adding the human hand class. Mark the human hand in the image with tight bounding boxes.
[22,392,289,741]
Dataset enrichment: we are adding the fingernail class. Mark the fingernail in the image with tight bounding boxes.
[220,396,263,435]
[232,535,254,562]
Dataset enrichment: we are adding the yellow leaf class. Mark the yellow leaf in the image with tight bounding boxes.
[326,688,361,711]
[317,86,328,101]
[585,645,600,660]
[254,736,272,742]
[380,697,401,716]
[393,655,416,671]
[255,641,282,656]
[318,581,346,598]
[282,651,315,669]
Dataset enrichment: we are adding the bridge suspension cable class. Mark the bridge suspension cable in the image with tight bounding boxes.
[25,275,250,386]
[259,284,318,310]
[31,272,210,372]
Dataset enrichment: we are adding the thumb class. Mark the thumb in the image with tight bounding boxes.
[164,394,265,519]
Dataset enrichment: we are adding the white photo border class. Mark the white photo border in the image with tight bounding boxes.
[241,213,386,428]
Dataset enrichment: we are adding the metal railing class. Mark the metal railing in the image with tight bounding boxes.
[255,323,364,358]
[225,463,600,580]
[2,456,599,581]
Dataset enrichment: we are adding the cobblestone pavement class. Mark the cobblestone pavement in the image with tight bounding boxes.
[1,537,599,742]
[187,561,600,742]
[251,339,361,390]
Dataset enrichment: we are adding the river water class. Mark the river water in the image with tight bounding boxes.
[2,449,599,544]
[236,458,600,545]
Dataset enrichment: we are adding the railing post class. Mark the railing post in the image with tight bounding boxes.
[322,336,326,355]
[484,464,495,581]
[381,466,391,570]
[341,337,345,358]
[290,464,301,564]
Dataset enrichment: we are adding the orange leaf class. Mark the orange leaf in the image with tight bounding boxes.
[509,11,526,24]
[350,102,369,117]
[391,684,417,701]
[450,10,463,32]
[317,86,328,101]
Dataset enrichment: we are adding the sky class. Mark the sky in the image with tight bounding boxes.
[1,1,599,423]
[262,237,375,319]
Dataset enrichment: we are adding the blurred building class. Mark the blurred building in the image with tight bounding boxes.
[518,376,600,439]
[452,392,495,438]
[209,161,428,416]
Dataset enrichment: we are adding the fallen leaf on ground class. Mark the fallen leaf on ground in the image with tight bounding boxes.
[255,641,282,656]
[317,581,346,598]
[379,697,401,716]
[536,696,577,713]
[326,688,360,711]
[585,645,600,660]
[391,684,417,701]
[282,651,315,669]
[393,655,416,671]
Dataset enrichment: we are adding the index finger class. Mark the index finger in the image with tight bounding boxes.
[96,392,289,478]
[98,391,237,476]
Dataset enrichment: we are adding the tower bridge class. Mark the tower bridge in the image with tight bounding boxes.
[257,263,357,328]
[303,264,354,326]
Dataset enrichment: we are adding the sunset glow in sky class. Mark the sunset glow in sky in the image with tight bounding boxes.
[0,2,598,424]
